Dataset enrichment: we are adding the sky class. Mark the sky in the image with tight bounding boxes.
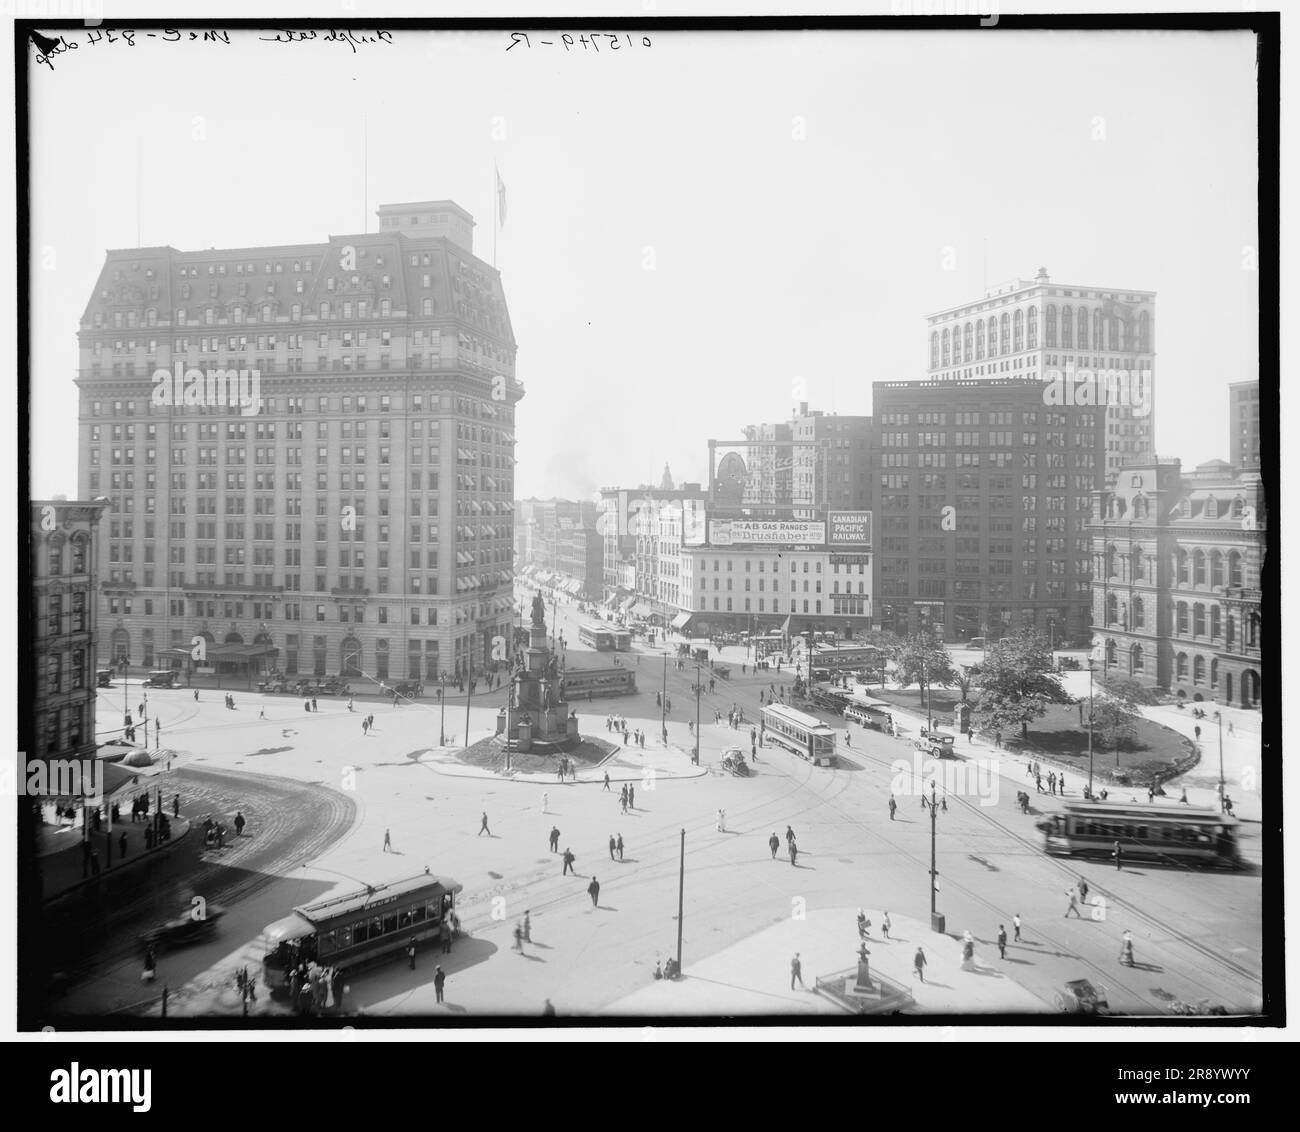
[26,25,1260,503]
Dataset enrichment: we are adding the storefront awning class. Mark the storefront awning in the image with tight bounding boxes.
[671,612,693,630]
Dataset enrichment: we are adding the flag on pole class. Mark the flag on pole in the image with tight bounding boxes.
[495,166,507,228]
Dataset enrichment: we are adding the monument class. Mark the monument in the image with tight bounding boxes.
[495,593,580,753]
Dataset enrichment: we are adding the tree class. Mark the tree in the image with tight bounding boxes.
[1091,694,1139,766]
[971,630,1073,741]
[1096,673,1160,707]
[889,634,956,725]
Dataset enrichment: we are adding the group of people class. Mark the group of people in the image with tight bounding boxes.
[360,713,376,735]
[618,782,637,813]
[287,960,342,1015]
[767,825,798,864]
[554,756,579,782]
[1029,762,1067,796]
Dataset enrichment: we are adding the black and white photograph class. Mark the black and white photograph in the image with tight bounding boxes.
[11,3,1282,1056]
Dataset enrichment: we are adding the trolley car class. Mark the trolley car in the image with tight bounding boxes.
[1036,801,1242,869]
[259,873,463,990]
[761,704,837,767]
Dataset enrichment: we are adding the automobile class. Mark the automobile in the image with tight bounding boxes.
[914,729,958,758]
[719,747,750,776]
[1055,978,1110,1015]
[97,669,114,688]
[393,681,422,698]
[139,903,227,952]
[713,665,731,680]
[966,637,986,650]
[143,670,179,689]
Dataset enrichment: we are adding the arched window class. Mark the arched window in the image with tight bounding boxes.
[1131,546,1144,580]
[48,544,63,576]
[1229,551,1242,587]
[1210,605,1221,639]
[1176,549,1189,584]
[71,535,87,574]
[1138,310,1150,352]
[1193,549,1206,586]
[1132,595,1145,628]
[1045,304,1057,347]
[224,631,244,645]
[1105,544,1118,578]
[1175,653,1188,680]
[1210,550,1223,586]
[987,316,999,357]
[1193,655,1206,684]
[341,636,362,677]
[1000,313,1010,354]
[1106,593,1118,624]
[1027,306,1037,348]
[262,304,272,321]
[1224,614,1235,648]
[1211,658,1219,688]
[1204,496,1218,519]
[1093,309,1104,350]
[963,322,973,363]
[1176,601,1188,635]
[146,309,157,326]
[1230,496,1245,518]
[975,320,985,359]
[1013,309,1024,352]
[930,332,939,368]
[1105,639,1117,667]
[232,306,245,324]
[1131,644,1144,674]
[205,307,215,325]
[1061,305,1072,348]
[941,328,951,367]
[1078,307,1090,349]
[319,302,330,319]
[1193,603,1206,637]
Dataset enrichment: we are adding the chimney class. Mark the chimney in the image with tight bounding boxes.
[1035,266,1050,284]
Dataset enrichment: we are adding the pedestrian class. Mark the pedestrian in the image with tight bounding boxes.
[603,771,611,792]
[234,811,246,837]
[1114,840,1123,870]
[542,791,549,814]
[769,832,780,859]
[788,839,798,866]
[888,794,897,821]
[1059,773,1066,795]
[142,945,157,984]
[1227,719,1235,736]
[1013,913,1022,942]
[628,785,635,809]
[173,794,180,819]
[440,917,452,953]
[194,689,199,702]
[1194,724,1201,742]
[913,947,927,983]
[1065,890,1081,918]
[119,831,128,859]
[616,833,624,861]
[791,952,805,990]
[609,834,617,861]
[478,811,491,836]
[562,848,576,876]
[751,743,757,763]
[588,876,600,907]
[882,911,891,939]
[312,697,318,712]
[514,922,524,952]
[716,808,724,832]
[1119,930,1135,967]
[407,937,417,970]
[997,924,1007,959]
[383,828,392,852]
[524,911,532,943]
[259,706,265,720]
[1078,877,1089,904]
[786,825,795,845]
[549,825,560,853]
[434,965,446,1003]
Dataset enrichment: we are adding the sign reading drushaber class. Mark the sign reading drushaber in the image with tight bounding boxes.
[151,364,261,417]
[49,1064,151,1113]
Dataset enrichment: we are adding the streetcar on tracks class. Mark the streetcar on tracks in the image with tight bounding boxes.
[259,873,463,990]
[761,704,837,767]
[578,623,632,652]
[1036,801,1242,869]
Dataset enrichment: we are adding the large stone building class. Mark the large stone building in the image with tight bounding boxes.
[598,482,705,606]
[1229,380,1260,472]
[925,268,1155,483]
[30,499,107,798]
[1089,457,1265,707]
[870,378,1104,645]
[75,200,522,686]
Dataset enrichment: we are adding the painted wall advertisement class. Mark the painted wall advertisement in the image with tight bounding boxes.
[826,510,873,548]
[709,519,826,546]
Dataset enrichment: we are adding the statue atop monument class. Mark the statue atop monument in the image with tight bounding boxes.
[531,591,547,629]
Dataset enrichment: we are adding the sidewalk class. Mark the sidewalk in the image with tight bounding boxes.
[39,815,193,903]
[611,908,1049,1015]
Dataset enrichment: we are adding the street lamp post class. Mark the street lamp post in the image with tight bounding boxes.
[694,661,702,765]
[661,654,667,743]
[118,655,131,739]
[1214,710,1225,811]
[1048,618,1055,669]
[928,778,944,932]
[1087,659,1095,798]
[439,673,446,746]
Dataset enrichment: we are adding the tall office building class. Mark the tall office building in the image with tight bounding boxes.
[75,200,523,686]
[790,406,872,519]
[924,268,1154,483]
[871,378,1104,644]
[1229,380,1261,472]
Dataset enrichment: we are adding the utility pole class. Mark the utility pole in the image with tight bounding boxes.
[928,778,943,932]
[675,828,685,978]
[439,673,446,746]
[1214,710,1225,811]
[464,664,473,747]
[661,654,667,743]
[694,661,702,765]
[1087,659,1095,798]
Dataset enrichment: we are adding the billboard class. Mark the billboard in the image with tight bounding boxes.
[826,510,872,548]
[710,519,825,546]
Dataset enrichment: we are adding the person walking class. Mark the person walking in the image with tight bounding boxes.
[616,834,624,861]
[788,839,798,867]
[1114,840,1123,870]
[603,771,611,792]
[406,937,417,970]
[541,791,549,814]
[549,825,560,853]
[882,911,891,939]
[786,825,796,846]
[1013,913,1022,942]
[791,952,805,990]
[997,924,1007,959]
[440,917,452,954]
[609,834,617,861]
[433,965,446,1003]
[769,831,780,859]
[587,876,601,907]
[1119,930,1135,967]
[513,922,525,952]
[524,911,532,943]
[912,947,927,983]
[562,847,576,876]
[234,811,246,837]
[1065,890,1082,918]
[478,812,491,837]
[888,794,897,821]
[628,784,635,809]
[1078,876,1089,905]
[716,808,724,832]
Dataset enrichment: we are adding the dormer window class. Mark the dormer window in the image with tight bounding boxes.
[1204,497,1218,519]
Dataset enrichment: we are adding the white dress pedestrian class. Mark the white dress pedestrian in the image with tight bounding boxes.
[717,808,726,832]
[542,791,549,813]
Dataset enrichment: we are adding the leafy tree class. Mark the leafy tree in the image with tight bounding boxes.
[971,630,1073,741]
[1090,694,1139,765]
[864,629,899,689]
[889,634,956,724]
[1096,674,1160,707]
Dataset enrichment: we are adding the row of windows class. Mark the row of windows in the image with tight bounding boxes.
[931,307,1151,367]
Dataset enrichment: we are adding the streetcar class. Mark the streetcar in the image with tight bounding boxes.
[845,699,894,732]
[561,666,637,698]
[259,873,463,990]
[761,704,837,767]
[1036,801,1242,869]
[578,623,629,651]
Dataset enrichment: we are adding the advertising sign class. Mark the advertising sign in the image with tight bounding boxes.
[709,519,825,547]
[826,510,872,548]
